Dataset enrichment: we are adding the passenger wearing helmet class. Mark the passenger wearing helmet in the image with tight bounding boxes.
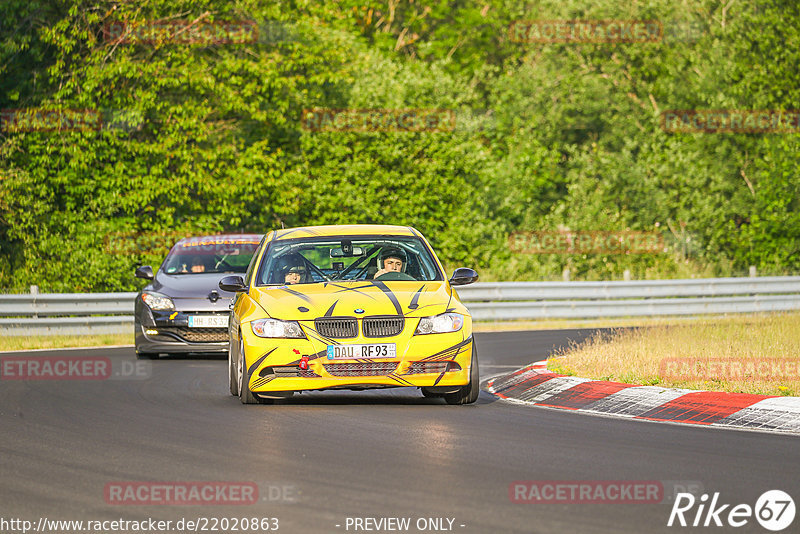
[274,253,310,284]
[284,264,306,285]
[374,247,413,280]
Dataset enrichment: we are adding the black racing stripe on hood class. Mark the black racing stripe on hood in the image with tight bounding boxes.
[248,347,277,376]
[408,284,425,310]
[331,283,378,299]
[280,286,312,302]
[404,303,438,317]
[371,280,403,316]
[324,300,339,317]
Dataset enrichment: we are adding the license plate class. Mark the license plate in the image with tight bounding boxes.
[188,315,229,328]
[327,343,396,360]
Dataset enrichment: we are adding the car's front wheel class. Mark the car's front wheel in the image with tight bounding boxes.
[237,340,260,404]
[443,344,480,405]
[228,337,239,396]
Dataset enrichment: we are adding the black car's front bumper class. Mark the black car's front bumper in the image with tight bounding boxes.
[134,322,228,354]
[134,303,230,355]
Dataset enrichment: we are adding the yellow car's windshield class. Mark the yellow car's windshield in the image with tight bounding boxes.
[256,236,443,285]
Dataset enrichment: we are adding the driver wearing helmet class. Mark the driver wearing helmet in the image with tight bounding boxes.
[274,253,310,285]
[374,247,408,280]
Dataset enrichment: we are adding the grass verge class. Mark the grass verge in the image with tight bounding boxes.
[472,315,728,332]
[0,333,133,352]
[547,312,800,396]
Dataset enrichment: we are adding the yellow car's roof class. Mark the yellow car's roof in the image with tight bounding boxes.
[269,224,419,241]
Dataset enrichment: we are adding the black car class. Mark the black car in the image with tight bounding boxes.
[134,234,263,358]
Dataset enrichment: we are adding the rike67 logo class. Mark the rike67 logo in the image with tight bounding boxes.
[668,490,795,531]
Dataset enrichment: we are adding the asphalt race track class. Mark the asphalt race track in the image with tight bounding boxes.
[1,329,798,534]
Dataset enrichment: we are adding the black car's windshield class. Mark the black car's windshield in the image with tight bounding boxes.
[256,236,443,285]
[162,236,261,275]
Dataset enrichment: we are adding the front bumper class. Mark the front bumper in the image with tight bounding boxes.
[240,320,473,393]
[134,312,228,354]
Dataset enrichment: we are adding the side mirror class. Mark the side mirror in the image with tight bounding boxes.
[449,267,478,286]
[135,265,154,280]
[219,275,247,293]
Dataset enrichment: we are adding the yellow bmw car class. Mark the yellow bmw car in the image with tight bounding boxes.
[219,225,480,405]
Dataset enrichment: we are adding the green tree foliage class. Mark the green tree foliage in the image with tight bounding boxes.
[0,0,798,291]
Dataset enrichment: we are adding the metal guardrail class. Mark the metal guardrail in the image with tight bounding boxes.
[0,292,137,316]
[0,277,798,336]
[455,276,800,320]
[0,292,137,336]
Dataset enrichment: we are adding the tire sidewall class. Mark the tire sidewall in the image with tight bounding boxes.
[238,339,254,404]
[228,337,239,396]
[444,342,479,405]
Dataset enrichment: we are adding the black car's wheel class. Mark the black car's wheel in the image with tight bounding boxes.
[237,340,261,405]
[443,344,480,405]
[228,338,239,397]
[136,352,158,360]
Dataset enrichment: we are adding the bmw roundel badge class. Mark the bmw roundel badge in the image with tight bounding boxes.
[354,308,365,314]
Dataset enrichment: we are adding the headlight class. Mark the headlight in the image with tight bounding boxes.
[141,292,175,311]
[415,313,464,334]
[251,318,305,338]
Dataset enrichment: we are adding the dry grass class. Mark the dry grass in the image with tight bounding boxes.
[472,315,722,332]
[0,333,133,352]
[548,312,800,396]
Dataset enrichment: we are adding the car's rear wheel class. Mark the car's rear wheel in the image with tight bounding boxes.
[443,344,479,405]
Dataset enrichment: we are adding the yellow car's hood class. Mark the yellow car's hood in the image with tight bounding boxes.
[250,280,455,320]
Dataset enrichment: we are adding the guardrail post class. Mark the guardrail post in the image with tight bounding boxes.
[749,266,757,277]
[623,269,631,281]
[562,267,570,282]
[30,285,38,319]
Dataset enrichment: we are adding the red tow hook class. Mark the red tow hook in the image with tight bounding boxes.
[299,355,309,371]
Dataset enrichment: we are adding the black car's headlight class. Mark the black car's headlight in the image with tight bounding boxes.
[415,313,464,335]
[251,318,306,338]
[141,291,175,311]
